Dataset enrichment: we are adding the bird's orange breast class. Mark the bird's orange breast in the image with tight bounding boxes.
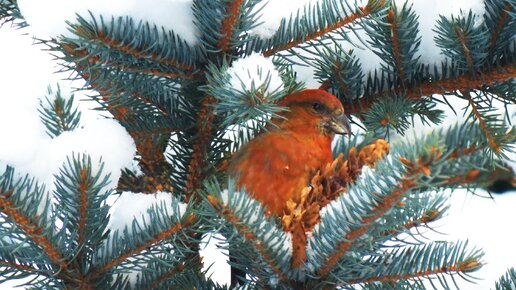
[228,130,333,215]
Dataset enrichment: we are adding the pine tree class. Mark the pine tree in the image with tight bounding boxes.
[1,0,515,289]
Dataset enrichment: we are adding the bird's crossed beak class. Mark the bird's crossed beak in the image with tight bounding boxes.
[326,113,351,135]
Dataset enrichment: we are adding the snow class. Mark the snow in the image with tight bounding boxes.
[108,191,187,233]
[17,0,198,44]
[424,190,516,290]
[227,53,284,94]
[220,189,229,205]
[1,115,136,193]
[0,28,136,211]
[396,0,485,66]
[200,232,230,286]
[0,29,57,167]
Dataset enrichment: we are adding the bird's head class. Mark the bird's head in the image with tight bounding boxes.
[273,89,351,137]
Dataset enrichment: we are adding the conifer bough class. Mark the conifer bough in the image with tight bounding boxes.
[0,0,515,289]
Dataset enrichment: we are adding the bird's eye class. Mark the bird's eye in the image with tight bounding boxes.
[312,102,322,111]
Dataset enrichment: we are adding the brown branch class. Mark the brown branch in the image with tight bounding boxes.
[345,64,516,115]
[263,4,379,57]
[52,99,70,132]
[78,169,88,248]
[73,27,195,72]
[218,0,245,53]
[207,196,288,283]
[0,198,67,270]
[448,146,479,160]
[63,43,194,79]
[381,208,443,237]
[466,94,501,153]
[346,259,481,285]
[443,169,481,186]
[454,25,475,74]
[387,9,405,81]
[144,262,185,290]
[185,96,217,201]
[488,3,512,58]
[92,214,196,277]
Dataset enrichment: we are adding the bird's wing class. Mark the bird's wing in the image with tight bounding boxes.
[228,132,311,214]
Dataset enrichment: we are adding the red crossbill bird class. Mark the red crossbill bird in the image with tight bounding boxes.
[228,89,351,215]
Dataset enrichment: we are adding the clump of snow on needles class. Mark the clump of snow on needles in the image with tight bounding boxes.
[108,191,187,233]
[0,28,136,204]
[35,119,136,190]
[227,53,284,94]
[17,0,198,44]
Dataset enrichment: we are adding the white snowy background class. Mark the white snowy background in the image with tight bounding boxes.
[0,0,515,289]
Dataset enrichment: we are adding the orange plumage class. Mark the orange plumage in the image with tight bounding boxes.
[228,89,351,215]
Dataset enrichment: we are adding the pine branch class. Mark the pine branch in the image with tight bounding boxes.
[61,44,195,81]
[143,262,186,290]
[316,161,421,278]
[345,63,515,115]
[60,45,144,119]
[442,169,483,187]
[0,0,26,27]
[0,197,67,271]
[204,59,296,128]
[380,207,444,238]
[387,9,406,81]
[206,194,289,284]
[136,261,225,290]
[185,96,217,201]
[346,242,482,287]
[59,44,183,193]
[263,0,384,57]
[488,3,511,56]
[53,155,112,268]
[485,0,514,63]
[496,267,516,290]
[60,43,183,120]
[455,27,475,75]
[69,14,197,72]
[77,171,90,249]
[313,47,364,100]
[92,214,195,278]
[306,123,505,286]
[466,93,501,154]
[362,2,421,85]
[193,0,261,58]
[434,11,489,76]
[38,85,81,138]
[218,0,245,53]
